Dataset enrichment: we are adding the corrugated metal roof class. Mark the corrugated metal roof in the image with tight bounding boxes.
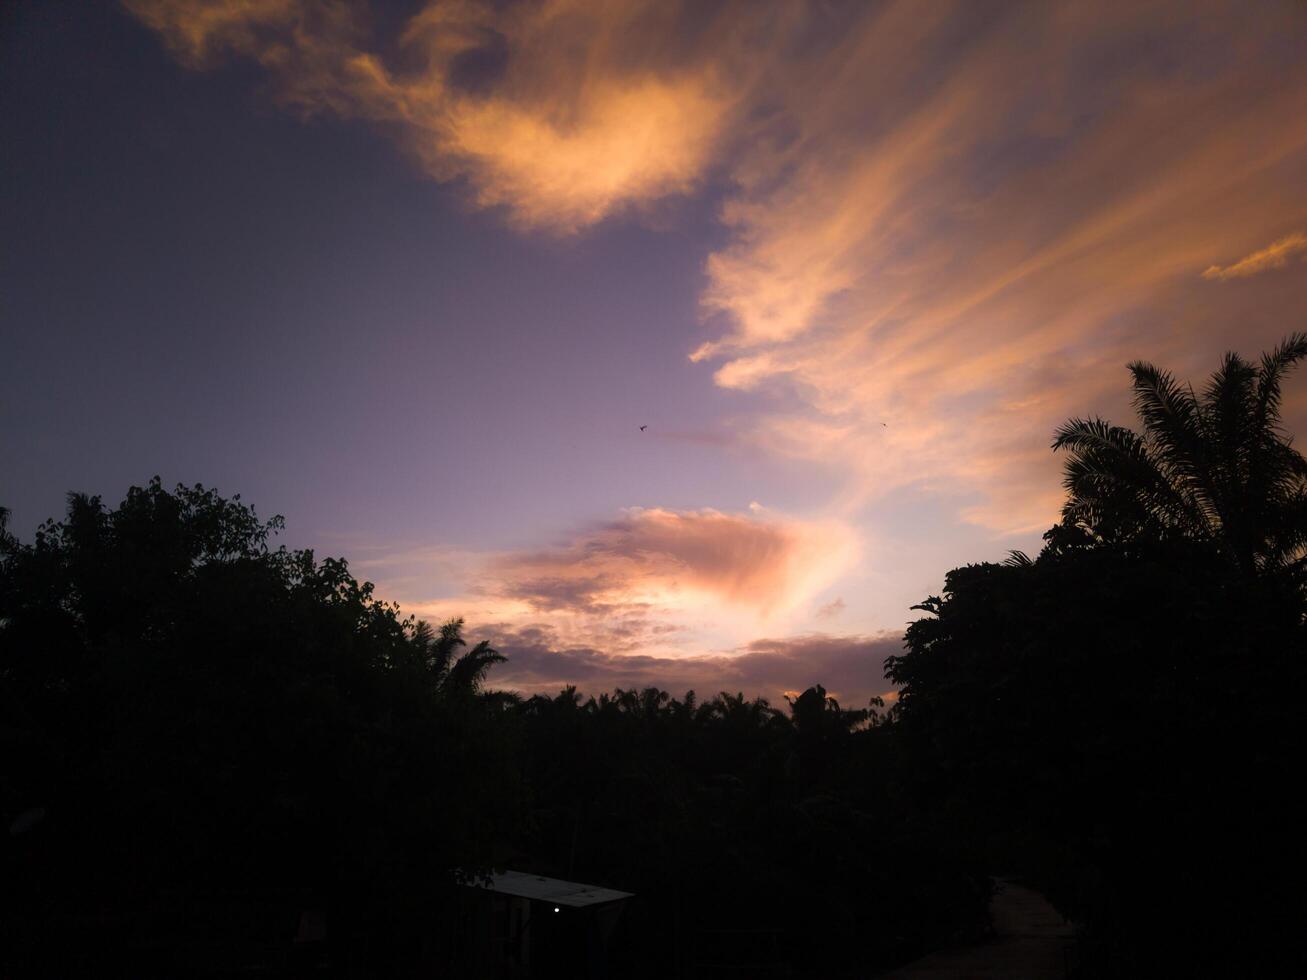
[468,871,634,908]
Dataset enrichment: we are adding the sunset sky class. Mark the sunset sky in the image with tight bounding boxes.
[4,0,1307,704]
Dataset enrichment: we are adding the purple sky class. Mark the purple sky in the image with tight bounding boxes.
[4,0,1307,705]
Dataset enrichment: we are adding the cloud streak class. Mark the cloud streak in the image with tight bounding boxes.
[1202,233,1307,281]
[128,2,1307,494]
[689,2,1307,532]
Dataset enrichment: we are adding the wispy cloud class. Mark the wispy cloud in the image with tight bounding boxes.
[127,0,764,231]
[128,3,1307,533]
[688,2,1307,532]
[124,0,306,68]
[815,597,846,620]
[127,0,1307,681]
[1202,233,1307,281]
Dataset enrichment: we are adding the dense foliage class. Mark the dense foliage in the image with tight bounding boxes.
[889,337,1307,975]
[0,482,523,975]
[513,684,987,977]
[0,482,984,978]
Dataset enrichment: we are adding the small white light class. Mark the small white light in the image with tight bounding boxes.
[553,906,560,913]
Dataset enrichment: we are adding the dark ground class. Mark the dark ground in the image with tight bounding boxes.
[883,879,1075,980]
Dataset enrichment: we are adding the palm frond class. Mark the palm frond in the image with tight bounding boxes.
[431,617,466,682]
[1052,416,1200,536]
[1053,339,1307,580]
[411,618,435,651]
[445,639,506,693]
[1256,332,1307,429]
[1128,362,1220,529]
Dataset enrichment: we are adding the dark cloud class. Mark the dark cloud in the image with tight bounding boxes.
[481,624,904,707]
[815,596,846,619]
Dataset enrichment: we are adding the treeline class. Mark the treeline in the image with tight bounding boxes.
[511,684,988,977]
[0,482,983,977]
[3,337,1306,977]
[0,484,524,975]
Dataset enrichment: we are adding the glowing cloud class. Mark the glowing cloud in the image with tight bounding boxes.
[1202,233,1307,281]
[373,505,858,662]
[126,0,750,230]
[479,505,857,650]
[495,507,847,613]
[689,2,1307,533]
[128,2,1307,531]
[127,0,1307,678]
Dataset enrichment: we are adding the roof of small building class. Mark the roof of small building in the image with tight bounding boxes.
[468,871,634,908]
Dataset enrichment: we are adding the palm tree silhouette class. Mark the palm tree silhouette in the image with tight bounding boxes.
[410,617,506,697]
[1052,334,1307,577]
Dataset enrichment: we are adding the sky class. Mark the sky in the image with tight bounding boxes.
[4,0,1307,706]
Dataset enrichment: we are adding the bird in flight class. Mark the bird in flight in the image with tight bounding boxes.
[639,425,648,431]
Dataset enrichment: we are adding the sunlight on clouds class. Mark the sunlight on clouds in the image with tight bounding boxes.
[128,0,744,230]
[488,505,856,620]
[691,1,1307,533]
[1202,233,1307,281]
[375,505,858,661]
[127,0,1307,654]
[124,0,303,67]
[437,77,726,229]
[702,65,975,354]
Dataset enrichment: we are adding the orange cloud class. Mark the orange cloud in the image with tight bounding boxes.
[1202,233,1307,281]
[494,506,842,613]
[128,0,1307,567]
[380,505,859,660]
[480,506,856,648]
[689,1,1307,533]
[126,0,755,230]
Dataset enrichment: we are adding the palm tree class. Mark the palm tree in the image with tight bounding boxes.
[613,686,671,721]
[709,691,784,731]
[1052,334,1307,576]
[410,616,506,697]
[785,685,869,738]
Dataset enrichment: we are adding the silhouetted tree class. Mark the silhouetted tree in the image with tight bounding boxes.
[1053,333,1307,577]
[410,616,508,698]
[889,339,1307,976]
[0,480,522,976]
